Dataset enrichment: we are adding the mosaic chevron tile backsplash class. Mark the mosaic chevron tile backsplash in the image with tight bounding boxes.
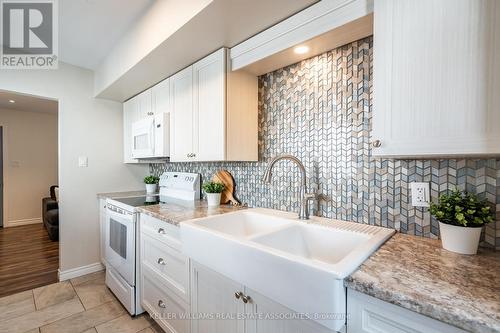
[151,36,500,249]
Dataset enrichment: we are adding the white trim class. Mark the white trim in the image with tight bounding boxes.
[6,217,42,227]
[229,0,374,72]
[58,262,104,281]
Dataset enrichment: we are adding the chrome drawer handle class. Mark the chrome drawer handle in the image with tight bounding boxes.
[158,228,166,234]
[234,291,243,300]
[158,300,166,308]
[372,140,382,148]
[241,295,251,304]
[157,258,166,265]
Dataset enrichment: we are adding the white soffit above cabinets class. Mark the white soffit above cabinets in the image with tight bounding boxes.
[230,0,374,75]
[59,0,154,70]
[94,0,318,102]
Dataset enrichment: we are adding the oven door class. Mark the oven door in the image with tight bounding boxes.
[131,117,155,158]
[105,206,136,286]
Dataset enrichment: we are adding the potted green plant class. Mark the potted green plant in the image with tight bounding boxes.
[144,175,160,194]
[202,181,225,207]
[429,189,494,254]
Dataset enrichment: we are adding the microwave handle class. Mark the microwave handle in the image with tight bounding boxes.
[150,119,155,154]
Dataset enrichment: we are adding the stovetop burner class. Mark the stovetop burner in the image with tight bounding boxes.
[113,195,160,207]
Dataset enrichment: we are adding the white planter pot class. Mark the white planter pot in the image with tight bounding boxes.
[206,193,221,207]
[439,222,482,255]
[145,184,157,194]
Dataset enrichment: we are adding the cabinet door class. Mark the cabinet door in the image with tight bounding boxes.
[190,262,245,333]
[170,66,194,162]
[244,287,335,333]
[153,78,171,115]
[192,48,226,161]
[123,96,140,163]
[347,289,466,333]
[99,199,107,264]
[136,89,154,119]
[373,0,500,157]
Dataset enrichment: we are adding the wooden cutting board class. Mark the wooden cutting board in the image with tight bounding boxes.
[212,170,241,206]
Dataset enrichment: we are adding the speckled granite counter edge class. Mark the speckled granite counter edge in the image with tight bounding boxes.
[97,190,150,199]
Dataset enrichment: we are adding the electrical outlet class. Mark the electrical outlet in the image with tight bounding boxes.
[411,182,430,207]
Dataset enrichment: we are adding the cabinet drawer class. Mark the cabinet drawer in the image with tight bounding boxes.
[140,213,181,250]
[142,273,190,333]
[141,233,189,301]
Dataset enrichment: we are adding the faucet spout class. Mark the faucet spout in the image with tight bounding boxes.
[262,154,315,220]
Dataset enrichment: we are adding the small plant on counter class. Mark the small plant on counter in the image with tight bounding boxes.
[429,189,494,255]
[144,175,160,184]
[202,181,225,207]
[144,175,160,194]
[202,181,225,193]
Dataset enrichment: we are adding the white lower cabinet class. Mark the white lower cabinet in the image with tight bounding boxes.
[140,214,190,333]
[347,289,467,333]
[190,261,337,333]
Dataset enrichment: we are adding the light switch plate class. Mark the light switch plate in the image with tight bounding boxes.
[411,182,430,207]
[78,156,88,168]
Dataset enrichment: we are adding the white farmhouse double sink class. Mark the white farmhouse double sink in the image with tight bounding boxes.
[180,208,395,331]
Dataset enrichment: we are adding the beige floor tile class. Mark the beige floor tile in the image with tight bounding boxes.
[137,328,154,333]
[23,329,40,333]
[70,271,105,287]
[73,277,115,310]
[39,300,125,333]
[0,290,36,322]
[33,281,77,310]
[95,314,151,333]
[0,297,84,333]
[82,329,97,333]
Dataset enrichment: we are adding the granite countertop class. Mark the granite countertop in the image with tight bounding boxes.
[137,201,246,226]
[97,190,149,199]
[345,233,500,333]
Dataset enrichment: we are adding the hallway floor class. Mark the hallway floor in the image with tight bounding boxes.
[0,270,163,333]
[0,223,59,298]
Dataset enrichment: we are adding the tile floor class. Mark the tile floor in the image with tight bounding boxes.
[0,271,164,333]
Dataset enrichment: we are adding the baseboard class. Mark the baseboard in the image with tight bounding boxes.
[58,262,104,281]
[6,217,42,227]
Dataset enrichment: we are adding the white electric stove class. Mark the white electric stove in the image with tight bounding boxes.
[104,172,200,315]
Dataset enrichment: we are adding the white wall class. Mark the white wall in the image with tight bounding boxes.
[0,62,148,272]
[0,108,58,226]
[94,0,212,96]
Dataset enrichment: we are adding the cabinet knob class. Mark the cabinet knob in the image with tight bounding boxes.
[158,228,166,234]
[241,295,251,304]
[372,140,382,148]
[157,258,166,265]
[158,300,166,308]
[234,291,243,300]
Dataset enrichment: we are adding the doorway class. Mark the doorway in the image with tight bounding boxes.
[0,90,59,297]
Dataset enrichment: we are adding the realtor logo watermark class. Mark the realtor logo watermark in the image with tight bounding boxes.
[0,0,58,69]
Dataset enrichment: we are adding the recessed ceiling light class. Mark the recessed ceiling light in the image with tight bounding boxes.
[294,45,310,54]
[8,100,15,103]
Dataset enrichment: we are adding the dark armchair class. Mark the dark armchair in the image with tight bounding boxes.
[42,185,59,241]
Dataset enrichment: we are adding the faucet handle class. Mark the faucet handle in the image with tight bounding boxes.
[304,193,316,201]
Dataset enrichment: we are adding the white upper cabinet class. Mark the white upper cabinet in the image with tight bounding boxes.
[135,89,154,118]
[170,66,195,162]
[123,95,141,163]
[152,78,171,115]
[193,49,226,162]
[169,48,258,163]
[373,0,500,157]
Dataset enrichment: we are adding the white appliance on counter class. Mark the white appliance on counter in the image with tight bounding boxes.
[104,172,200,315]
[131,113,170,159]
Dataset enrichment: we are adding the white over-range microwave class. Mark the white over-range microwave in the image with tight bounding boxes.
[131,113,170,159]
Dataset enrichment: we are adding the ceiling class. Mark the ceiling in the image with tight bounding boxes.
[59,0,154,70]
[0,91,58,114]
[94,0,319,101]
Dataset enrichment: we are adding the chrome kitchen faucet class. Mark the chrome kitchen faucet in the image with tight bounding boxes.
[262,154,315,220]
